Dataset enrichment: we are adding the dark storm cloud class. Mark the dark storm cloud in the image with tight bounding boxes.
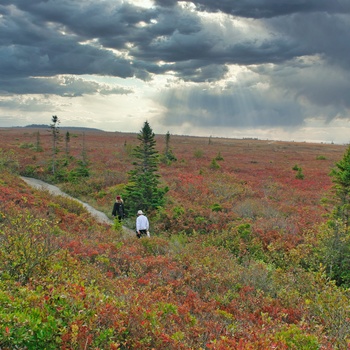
[0,1,151,84]
[155,0,350,18]
[171,62,229,83]
[0,0,349,132]
[0,4,139,78]
[266,12,350,70]
[1,0,348,84]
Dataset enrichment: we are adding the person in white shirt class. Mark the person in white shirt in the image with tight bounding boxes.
[136,210,149,238]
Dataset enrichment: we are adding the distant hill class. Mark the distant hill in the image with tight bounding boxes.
[24,124,49,129]
[24,124,103,132]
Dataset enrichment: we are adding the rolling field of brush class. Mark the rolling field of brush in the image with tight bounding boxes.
[0,126,349,349]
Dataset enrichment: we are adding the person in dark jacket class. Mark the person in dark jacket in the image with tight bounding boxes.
[112,196,125,221]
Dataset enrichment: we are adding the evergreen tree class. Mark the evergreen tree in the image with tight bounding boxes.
[165,131,171,155]
[124,121,168,215]
[35,131,43,152]
[162,131,177,163]
[80,132,89,166]
[49,115,60,175]
[320,145,350,286]
[330,144,350,231]
[76,132,90,178]
[65,131,70,156]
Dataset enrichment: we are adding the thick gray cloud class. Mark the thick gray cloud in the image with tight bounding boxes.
[155,0,350,18]
[0,0,349,140]
[3,0,347,82]
[0,76,131,96]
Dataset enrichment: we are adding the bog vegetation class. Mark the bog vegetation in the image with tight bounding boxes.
[0,123,350,349]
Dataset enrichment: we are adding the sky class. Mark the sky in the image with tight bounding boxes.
[1,0,350,144]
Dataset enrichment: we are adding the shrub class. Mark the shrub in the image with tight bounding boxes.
[140,236,170,256]
[112,217,123,233]
[211,203,222,212]
[0,282,60,349]
[309,221,350,287]
[215,152,224,161]
[275,325,320,350]
[0,149,19,174]
[67,166,90,183]
[0,209,59,284]
[60,178,104,197]
[210,158,220,170]
[234,198,278,219]
[19,142,35,149]
[173,206,185,218]
[295,167,304,180]
[194,149,203,158]
[306,273,350,349]
[22,164,39,177]
[204,224,265,262]
[50,195,87,216]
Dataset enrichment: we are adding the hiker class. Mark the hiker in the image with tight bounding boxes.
[112,196,125,221]
[136,210,149,238]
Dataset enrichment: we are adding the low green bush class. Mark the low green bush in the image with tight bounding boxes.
[0,209,59,284]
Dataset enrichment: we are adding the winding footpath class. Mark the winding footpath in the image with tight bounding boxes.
[21,176,113,225]
[20,177,135,237]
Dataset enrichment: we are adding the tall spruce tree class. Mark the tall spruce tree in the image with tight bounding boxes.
[124,121,167,215]
[49,115,60,175]
[330,145,350,231]
[322,145,350,286]
[65,131,70,156]
[163,131,177,163]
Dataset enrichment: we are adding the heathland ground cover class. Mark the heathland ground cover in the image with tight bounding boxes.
[0,126,349,349]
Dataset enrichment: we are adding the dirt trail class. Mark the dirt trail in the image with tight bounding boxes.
[21,176,135,236]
